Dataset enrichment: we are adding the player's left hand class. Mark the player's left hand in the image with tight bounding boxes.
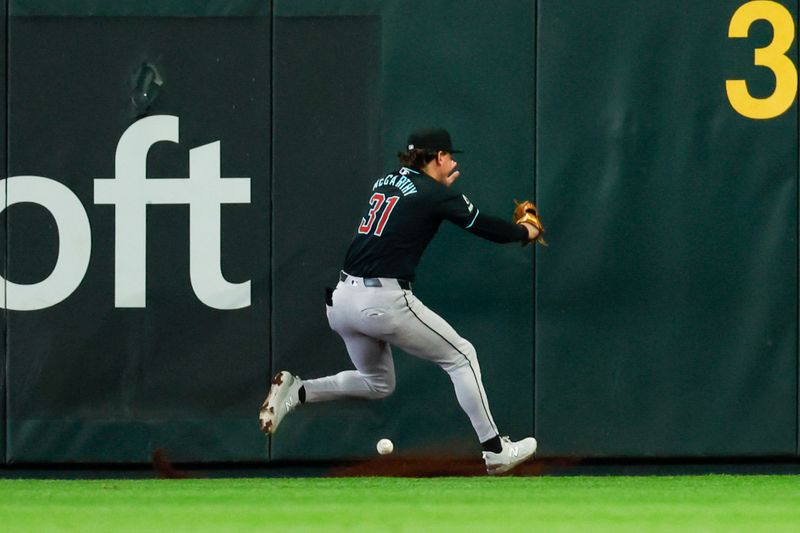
[443,170,460,186]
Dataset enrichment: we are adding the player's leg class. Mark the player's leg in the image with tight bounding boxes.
[301,286,397,401]
[259,288,396,434]
[385,291,536,473]
[260,334,394,433]
[385,291,498,442]
[302,332,395,402]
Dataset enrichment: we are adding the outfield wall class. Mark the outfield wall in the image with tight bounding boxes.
[0,0,797,464]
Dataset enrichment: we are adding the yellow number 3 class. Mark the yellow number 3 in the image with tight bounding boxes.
[726,0,797,119]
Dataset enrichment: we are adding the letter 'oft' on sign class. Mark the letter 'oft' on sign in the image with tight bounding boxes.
[1,115,251,311]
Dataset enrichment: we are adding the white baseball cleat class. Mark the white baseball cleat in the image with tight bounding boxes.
[482,436,538,475]
[259,371,302,434]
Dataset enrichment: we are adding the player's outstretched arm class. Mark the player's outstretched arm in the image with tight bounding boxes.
[438,189,544,245]
[464,212,530,244]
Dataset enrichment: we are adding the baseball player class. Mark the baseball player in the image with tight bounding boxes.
[260,128,545,474]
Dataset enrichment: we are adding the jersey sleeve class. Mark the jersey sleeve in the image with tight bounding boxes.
[437,188,528,244]
[437,188,481,228]
[466,213,529,243]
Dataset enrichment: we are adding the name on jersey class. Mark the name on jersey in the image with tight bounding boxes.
[372,173,418,196]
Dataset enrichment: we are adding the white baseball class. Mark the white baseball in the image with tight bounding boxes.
[376,438,394,455]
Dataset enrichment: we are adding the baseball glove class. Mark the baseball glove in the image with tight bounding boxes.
[513,200,547,246]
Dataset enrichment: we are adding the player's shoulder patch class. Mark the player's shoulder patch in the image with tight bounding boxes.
[462,194,475,213]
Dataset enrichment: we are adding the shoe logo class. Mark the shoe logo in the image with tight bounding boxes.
[285,398,294,410]
[510,447,519,458]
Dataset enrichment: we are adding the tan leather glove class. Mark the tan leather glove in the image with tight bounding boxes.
[513,200,547,246]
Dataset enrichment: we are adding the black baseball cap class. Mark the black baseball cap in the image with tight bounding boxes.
[406,128,463,154]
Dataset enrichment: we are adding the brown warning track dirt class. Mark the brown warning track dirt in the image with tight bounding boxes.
[328,456,582,477]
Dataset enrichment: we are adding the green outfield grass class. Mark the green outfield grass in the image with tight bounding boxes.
[0,475,798,532]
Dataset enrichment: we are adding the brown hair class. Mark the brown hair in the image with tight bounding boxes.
[397,148,439,168]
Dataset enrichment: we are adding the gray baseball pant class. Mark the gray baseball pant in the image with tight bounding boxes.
[302,273,500,443]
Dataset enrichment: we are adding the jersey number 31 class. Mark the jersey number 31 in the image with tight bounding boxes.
[358,193,400,237]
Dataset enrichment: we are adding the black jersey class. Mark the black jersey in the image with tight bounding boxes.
[343,166,528,281]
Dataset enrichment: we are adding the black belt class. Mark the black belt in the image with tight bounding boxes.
[340,271,411,290]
